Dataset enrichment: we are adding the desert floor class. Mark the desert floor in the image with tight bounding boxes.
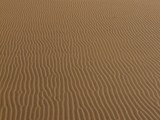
[1,0,160,120]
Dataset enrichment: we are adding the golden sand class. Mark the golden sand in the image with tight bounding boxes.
[1,0,160,119]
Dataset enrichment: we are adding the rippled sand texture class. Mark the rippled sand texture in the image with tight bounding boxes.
[1,0,160,120]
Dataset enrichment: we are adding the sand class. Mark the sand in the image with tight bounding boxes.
[1,0,160,119]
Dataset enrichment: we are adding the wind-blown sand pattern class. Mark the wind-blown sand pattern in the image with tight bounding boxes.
[1,0,160,119]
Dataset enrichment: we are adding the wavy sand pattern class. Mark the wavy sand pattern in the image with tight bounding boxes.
[1,0,160,120]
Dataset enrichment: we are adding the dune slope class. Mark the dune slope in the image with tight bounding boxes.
[1,0,160,120]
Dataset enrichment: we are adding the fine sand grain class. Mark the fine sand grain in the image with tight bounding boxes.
[1,0,160,120]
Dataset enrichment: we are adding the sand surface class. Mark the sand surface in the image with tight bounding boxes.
[1,0,160,119]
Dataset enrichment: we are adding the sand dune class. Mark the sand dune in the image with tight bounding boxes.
[1,0,160,120]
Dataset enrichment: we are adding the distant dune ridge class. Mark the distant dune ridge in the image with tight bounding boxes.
[1,0,160,119]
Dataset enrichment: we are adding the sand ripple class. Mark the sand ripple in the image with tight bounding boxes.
[1,0,160,120]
